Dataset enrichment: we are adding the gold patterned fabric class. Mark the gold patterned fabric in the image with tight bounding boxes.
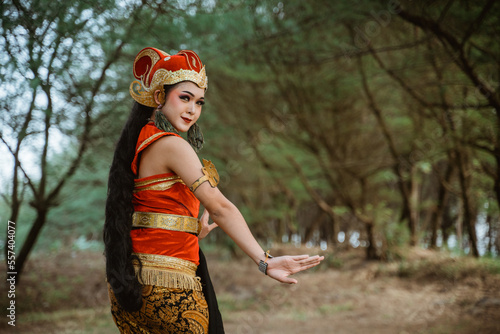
[133,175,185,193]
[133,253,202,291]
[132,212,201,235]
[109,284,209,334]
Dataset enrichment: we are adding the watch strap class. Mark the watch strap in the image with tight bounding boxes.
[258,251,273,275]
[258,260,268,275]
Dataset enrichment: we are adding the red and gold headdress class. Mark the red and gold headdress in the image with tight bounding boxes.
[129,47,208,107]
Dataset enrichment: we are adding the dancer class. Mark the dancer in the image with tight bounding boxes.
[104,47,324,333]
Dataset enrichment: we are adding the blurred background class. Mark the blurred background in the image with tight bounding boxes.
[1,0,499,333]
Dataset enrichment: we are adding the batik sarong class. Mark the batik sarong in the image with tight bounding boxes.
[109,284,209,334]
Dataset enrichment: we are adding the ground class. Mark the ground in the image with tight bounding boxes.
[1,246,499,334]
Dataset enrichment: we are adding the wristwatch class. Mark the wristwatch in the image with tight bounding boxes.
[258,251,273,275]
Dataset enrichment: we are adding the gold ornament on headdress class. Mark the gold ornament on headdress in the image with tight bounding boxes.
[129,47,208,108]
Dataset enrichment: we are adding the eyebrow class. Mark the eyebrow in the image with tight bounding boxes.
[182,91,204,99]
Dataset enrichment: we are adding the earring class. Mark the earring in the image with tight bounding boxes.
[187,123,204,152]
[154,107,178,134]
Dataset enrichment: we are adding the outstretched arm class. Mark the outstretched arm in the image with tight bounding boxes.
[149,136,323,283]
[196,185,323,283]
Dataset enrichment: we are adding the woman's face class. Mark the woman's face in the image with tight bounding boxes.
[158,81,205,132]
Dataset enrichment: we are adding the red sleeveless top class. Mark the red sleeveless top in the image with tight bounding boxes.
[130,123,200,265]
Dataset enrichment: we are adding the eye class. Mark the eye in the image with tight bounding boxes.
[179,95,190,101]
[197,100,205,106]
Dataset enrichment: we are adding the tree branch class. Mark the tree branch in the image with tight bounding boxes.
[0,136,36,194]
[287,156,336,222]
[460,0,495,47]
[47,10,143,204]
[397,7,500,113]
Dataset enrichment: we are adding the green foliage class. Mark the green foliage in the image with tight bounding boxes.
[381,220,411,261]
[323,254,344,269]
[0,201,37,255]
[1,0,499,260]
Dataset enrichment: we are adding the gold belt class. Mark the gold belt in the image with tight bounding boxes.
[132,212,201,235]
[133,253,201,291]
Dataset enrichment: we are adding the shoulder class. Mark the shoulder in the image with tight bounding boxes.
[151,134,193,154]
[147,134,200,168]
[147,135,204,181]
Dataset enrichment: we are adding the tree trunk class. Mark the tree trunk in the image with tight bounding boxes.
[357,55,417,246]
[330,215,338,245]
[494,146,500,222]
[14,208,47,283]
[455,149,479,257]
[496,220,500,256]
[456,202,463,252]
[486,210,493,255]
[5,186,22,262]
[430,163,454,248]
[365,222,379,260]
[304,211,326,244]
[287,156,338,245]
[409,165,419,246]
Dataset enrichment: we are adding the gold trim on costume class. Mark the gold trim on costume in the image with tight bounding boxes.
[132,212,201,235]
[136,132,167,153]
[135,175,183,187]
[134,179,185,193]
[134,180,184,192]
[133,253,202,291]
[189,159,219,192]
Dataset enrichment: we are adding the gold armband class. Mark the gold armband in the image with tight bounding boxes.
[189,159,219,192]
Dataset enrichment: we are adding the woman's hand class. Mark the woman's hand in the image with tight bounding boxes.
[198,209,218,240]
[266,255,324,284]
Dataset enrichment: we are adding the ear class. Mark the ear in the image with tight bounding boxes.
[153,89,165,105]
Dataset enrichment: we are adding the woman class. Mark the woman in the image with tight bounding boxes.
[104,47,324,334]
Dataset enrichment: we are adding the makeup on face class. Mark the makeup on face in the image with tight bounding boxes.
[162,82,205,132]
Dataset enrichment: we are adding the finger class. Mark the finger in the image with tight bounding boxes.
[279,276,298,284]
[298,255,323,265]
[297,255,324,263]
[208,223,218,232]
[300,261,322,271]
[201,209,210,223]
[288,261,320,275]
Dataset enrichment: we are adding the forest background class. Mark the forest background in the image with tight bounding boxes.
[1,0,500,333]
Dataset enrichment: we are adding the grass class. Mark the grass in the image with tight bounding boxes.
[317,302,354,315]
[217,293,257,312]
[395,256,500,281]
[16,307,116,334]
[2,247,499,333]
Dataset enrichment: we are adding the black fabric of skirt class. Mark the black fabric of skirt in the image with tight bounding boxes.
[197,248,225,334]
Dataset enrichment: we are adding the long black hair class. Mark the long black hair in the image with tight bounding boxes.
[104,84,177,311]
[103,101,153,311]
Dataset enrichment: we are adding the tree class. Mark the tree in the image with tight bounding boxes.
[0,0,148,281]
[391,0,499,256]
[195,0,499,257]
